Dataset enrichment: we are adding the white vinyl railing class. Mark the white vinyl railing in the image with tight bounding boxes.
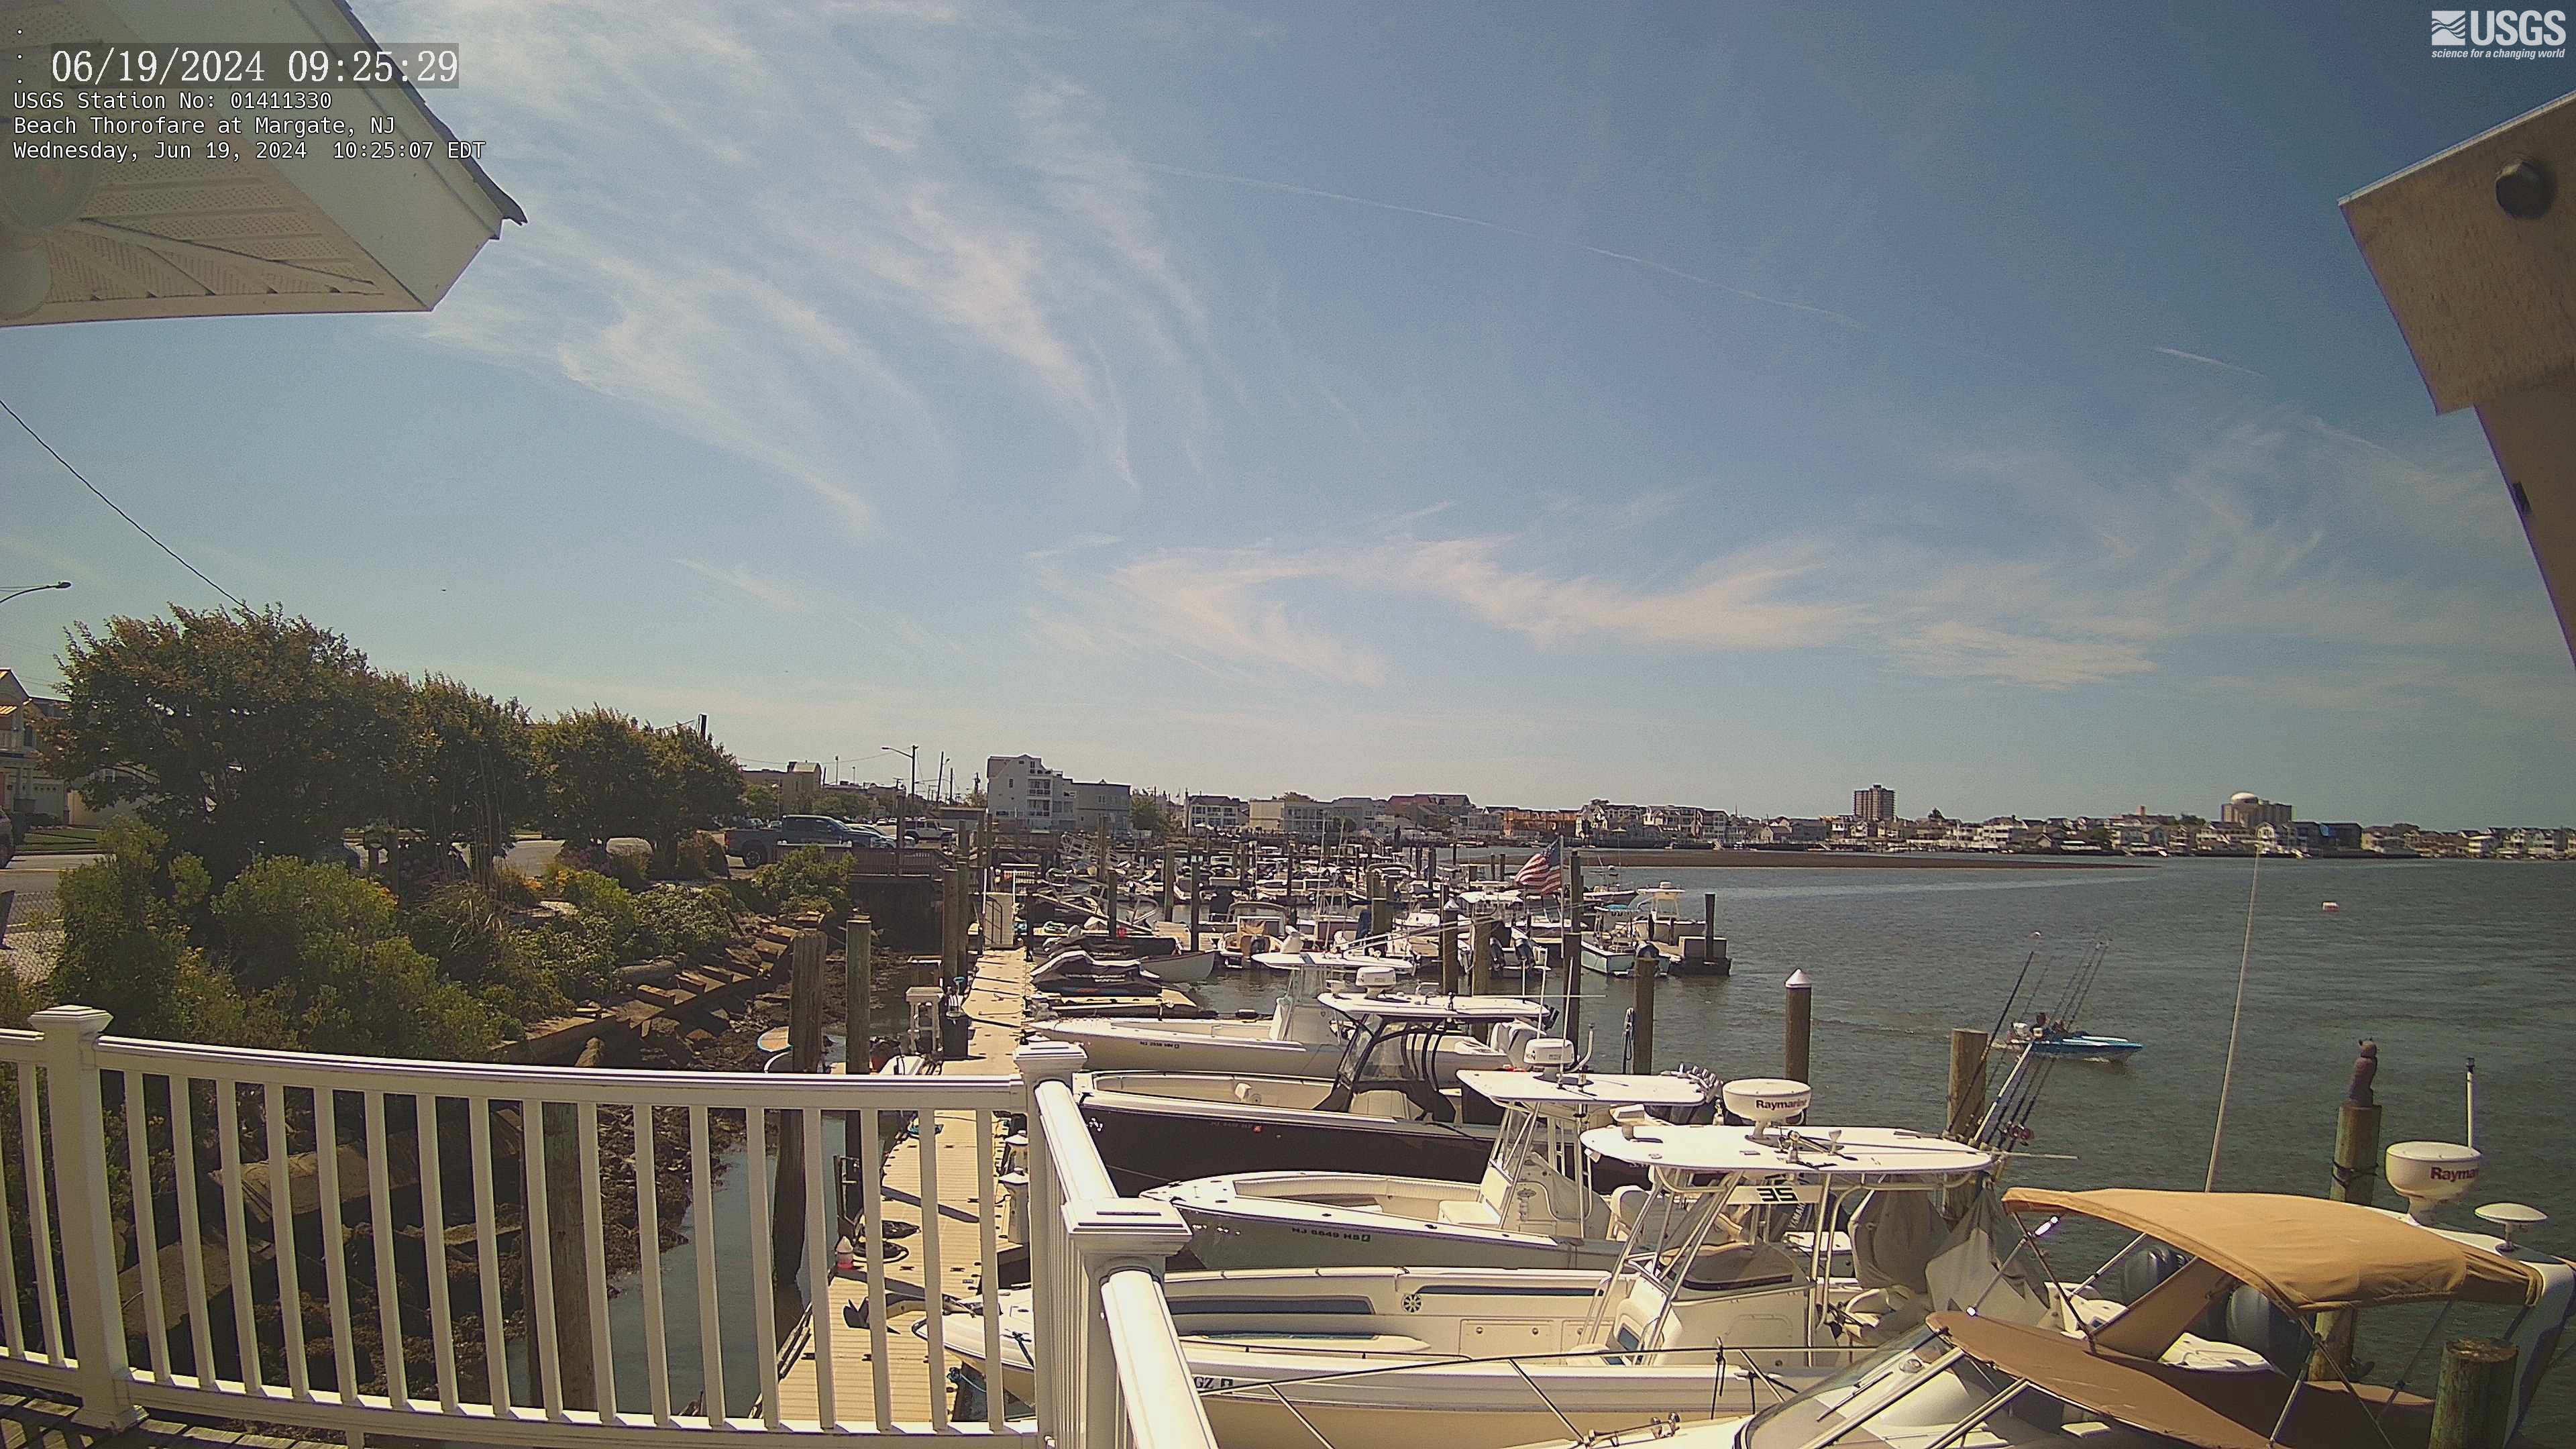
[0,1005,1216,1449]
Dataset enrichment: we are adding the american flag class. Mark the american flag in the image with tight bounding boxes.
[1514,841,1564,896]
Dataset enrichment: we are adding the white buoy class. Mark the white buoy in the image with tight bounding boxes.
[2321,902,2341,913]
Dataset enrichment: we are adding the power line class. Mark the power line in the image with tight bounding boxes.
[1,392,248,610]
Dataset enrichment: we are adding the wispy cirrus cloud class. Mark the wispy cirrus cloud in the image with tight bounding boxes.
[392,0,1220,533]
[677,558,810,614]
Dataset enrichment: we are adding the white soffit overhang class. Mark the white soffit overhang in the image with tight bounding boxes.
[1,0,523,326]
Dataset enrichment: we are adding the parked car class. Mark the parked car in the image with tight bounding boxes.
[725,815,894,867]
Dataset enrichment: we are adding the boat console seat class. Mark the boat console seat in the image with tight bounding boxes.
[1607,1185,1648,1238]
[1348,1088,1427,1122]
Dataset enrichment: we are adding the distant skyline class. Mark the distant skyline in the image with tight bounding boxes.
[8,3,2575,826]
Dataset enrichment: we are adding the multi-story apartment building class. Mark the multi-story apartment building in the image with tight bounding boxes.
[1185,794,1249,832]
[987,754,1072,831]
[1248,794,1330,840]
[1853,784,1896,824]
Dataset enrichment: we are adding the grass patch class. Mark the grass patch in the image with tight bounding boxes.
[15,826,100,855]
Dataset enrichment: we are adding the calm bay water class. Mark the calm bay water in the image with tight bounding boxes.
[568,859,2572,1439]
[1205,855,2576,1430]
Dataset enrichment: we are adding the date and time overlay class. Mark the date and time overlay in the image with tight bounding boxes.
[9,43,486,168]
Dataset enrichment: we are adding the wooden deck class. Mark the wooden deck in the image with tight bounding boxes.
[765,946,1034,1430]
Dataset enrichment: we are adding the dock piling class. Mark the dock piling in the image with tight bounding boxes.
[1439,909,1460,994]
[771,928,827,1338]
[1785,969,1813,1085]
[1630,945,1656,1073]
[1946,1028,1990,1140]
[2428,1338,2518,1449]
[2315,1041,2384,1377]
[1470,917,1494,996]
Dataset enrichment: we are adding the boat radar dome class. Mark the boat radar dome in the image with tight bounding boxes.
[2386,1140,2483,1223]
[1722,1077,1813,1132]
[1356,964,1405,994]
[2475,1202,2550,1244]
[1523,1036,1576,1073]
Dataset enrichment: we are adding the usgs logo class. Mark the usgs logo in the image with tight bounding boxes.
[2431,8,2570,53]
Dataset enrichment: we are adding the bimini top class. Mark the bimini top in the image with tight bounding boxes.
[1456,1069,1708,1111]
[1581,1124,1995,1179]
[1314,991,1551,1023]
[1925,1311,2428,1449]
[2002,1187,2544,1311]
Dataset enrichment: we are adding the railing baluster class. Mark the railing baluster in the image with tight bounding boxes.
[0,1065,28,1361]
[977,1108,1003,1432]
[524,1098,563,1419]
[468,1099,508,1417]
[364,1091,407,1408]
[919,1102,948,1432]
[635,1102,671,1425]
[0,1028,1052,1446]
[861,1102,890,1431]
[214,1081,262,1394]
[416,1091,458,1413]
[168,1076,217,1384]
[688,1104,724,1428]
[577,1100,613,1419]
[266,1082,307,1399]
[802,1103,835,1430]
[745,1106,781,1430]
[17,1061,61,1361]
[0,1065,25,1362]
[313,1087,357,1405]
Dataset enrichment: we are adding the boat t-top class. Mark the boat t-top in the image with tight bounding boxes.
[1148,1037,1713,1270]
[960,1081,2009,1449]
[1073,968,1559,1191]
[1576,1148,2574,1449]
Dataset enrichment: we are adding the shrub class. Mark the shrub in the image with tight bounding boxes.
[659,831,727,881]
[489,863,539,907]
[635,885,736,959]
[407,882,506,984]
[212,857,507,1059]
[747,847,848,920]
[52,820,199,1038]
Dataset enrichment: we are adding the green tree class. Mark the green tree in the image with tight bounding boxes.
[649,726,743,859]
[1130,792,1173,837]
[44,607,399,881]
[533,708,661,848]
[391,676,541,851]
[745,783,781,816]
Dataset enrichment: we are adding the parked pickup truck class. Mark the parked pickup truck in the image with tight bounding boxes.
[725,815,894,867]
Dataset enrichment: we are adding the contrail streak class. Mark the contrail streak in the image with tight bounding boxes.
[1138,159,1866,330]
[2151,345,2268,380]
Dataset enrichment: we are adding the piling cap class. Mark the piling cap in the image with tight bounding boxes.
[1785,969,1812,989]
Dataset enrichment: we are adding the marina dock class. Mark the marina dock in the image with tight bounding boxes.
[766,942,1035,1426]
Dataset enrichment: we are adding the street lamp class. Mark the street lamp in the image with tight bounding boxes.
[0,582,70,607]
[880,744,918,864]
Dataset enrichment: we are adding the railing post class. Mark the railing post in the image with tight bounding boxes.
[1065,1201,1196,1449]
[30,1006,140,1430]
[1016,1042,1087,1447]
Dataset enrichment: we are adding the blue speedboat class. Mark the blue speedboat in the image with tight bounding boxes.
[2022,1029,2143,1060]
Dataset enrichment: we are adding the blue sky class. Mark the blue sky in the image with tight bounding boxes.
[8,1,2576,825]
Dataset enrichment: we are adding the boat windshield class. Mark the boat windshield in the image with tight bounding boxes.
[1735,1328,2032,1448]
